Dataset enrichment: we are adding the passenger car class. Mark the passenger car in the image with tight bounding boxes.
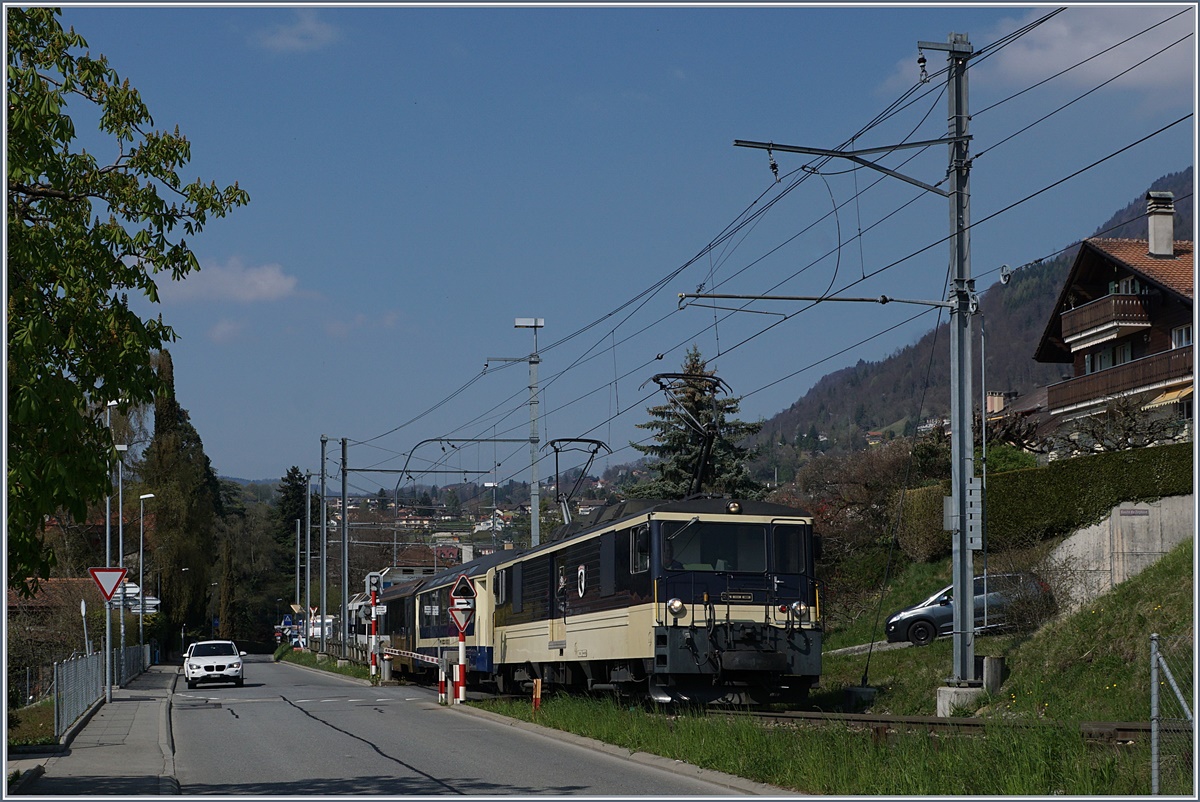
[184,640,246,689]
[884,573,1054,646]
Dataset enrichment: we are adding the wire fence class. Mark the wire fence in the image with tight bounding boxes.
[1151,632,1194,795]
[53,644,149,738]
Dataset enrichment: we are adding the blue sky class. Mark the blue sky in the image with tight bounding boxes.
[54,3,1195,490]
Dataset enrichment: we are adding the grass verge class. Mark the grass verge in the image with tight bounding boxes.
[471,539,1193,795]
[279,648,374,682]
[473,694,1159,795]
[6,699,57,747]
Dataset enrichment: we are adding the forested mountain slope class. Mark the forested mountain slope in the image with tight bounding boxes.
[747,167,1193,482]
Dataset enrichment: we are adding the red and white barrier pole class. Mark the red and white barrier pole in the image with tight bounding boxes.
[438,659,447,704]
[369,588,378,676]
[455,629,467,704]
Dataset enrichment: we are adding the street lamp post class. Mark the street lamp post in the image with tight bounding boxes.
[116,443,128,666]
[139,493,154,653]
[104,400,118,702]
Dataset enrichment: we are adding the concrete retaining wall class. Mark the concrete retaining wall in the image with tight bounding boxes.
[1047,494,1194,611]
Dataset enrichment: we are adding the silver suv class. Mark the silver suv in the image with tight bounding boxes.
[884,573,1054,646]
[184,640,246,689]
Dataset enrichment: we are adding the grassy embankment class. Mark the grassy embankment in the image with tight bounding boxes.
[474,538,1193,795]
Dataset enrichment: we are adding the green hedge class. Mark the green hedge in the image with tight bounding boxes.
[897,442,1193,562]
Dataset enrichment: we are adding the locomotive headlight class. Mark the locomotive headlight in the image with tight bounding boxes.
[790,601,808,619]
[666,597,687,618]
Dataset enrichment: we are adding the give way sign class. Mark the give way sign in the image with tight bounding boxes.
[89,567,128,601]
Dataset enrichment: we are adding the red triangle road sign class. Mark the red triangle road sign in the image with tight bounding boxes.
[449,606,474,633]
[89,567,129,601]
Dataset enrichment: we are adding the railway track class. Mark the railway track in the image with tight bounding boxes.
[723,708,1189,744]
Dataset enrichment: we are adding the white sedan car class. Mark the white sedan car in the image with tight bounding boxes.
[184,640,246,689]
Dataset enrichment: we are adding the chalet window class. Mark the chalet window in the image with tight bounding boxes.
[1086,342,1131,374]
[1172,324,1192,349]
[1109,277,1143,295]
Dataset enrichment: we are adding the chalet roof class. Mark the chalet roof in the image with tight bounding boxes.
[1034,236,1194,363]
[1086,238,1194,299]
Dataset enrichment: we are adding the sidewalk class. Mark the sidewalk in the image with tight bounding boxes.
[6,663,179,796]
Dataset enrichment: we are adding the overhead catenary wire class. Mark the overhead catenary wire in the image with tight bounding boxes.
[349,11,1189,496]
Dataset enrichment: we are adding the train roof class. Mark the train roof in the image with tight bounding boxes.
[546,496,812,543]
[378,547,520,601]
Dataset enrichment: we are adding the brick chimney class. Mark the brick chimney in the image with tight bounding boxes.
[1146,191,1175,258]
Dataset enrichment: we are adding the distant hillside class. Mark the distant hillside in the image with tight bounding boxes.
[747,167,1193,482]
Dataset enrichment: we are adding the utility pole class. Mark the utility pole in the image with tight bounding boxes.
[294,518,301,610]
[341,437,349,657]
[721,31,980,694]
[320,435,328,654]
[305,470,313,644]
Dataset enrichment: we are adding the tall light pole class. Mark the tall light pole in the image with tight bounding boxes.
[488,318,544,546]
[116,443,128,664]
[139,493,154,653]
[104,400,118,702]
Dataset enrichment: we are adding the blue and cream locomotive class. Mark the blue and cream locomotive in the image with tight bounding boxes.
[379,496,822,704]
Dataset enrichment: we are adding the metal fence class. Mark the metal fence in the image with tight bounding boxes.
[1151,632,1194,795]
[53,644,150,738]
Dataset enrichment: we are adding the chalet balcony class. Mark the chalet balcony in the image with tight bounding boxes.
[1060,294,1151,350]
[1047,345,1193,413]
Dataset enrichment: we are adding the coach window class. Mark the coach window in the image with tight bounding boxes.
[495,568,507,605]
[630,525,650,573]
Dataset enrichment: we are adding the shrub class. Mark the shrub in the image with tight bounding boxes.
[896,442,1192,563]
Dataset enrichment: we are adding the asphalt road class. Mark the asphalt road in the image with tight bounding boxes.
[172,655,785,795]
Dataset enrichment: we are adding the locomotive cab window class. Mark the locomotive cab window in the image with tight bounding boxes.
[773,523,811,574]
[661,520,767,572]
[630,525,650,573]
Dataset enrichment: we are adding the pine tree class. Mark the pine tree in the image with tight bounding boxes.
[627,346,766,500]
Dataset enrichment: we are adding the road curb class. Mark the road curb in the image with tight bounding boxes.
[7,763,45,795]
[451,702,797,796]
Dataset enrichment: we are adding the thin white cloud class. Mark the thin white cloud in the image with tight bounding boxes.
[163,257,299,304]
[324,311,401,339]
[877,7,1194,108]
[207,319,245,345]
[255,10,339,54]
[977,7,1194,100]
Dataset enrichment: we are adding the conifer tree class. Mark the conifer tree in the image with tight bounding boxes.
[627,346,765,500]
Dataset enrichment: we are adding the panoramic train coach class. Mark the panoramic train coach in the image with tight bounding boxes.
[489,497,822,705]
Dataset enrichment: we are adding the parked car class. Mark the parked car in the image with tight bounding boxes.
[885,573,1054,646]
[184,640,246,689]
